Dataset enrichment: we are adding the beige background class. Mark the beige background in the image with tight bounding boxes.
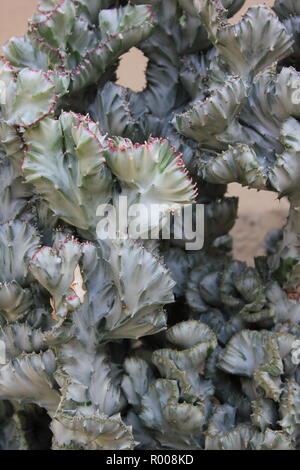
[0,0,287,263]
[0,0,275,46]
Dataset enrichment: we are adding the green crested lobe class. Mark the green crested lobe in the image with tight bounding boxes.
[219,330,297,401]
[58,345,125,415]
[99,4,153,41]
[200,145,268,189]
[0,122,25,170]
[194,1,293,78]
[24,1,156,92]
[173,76,247,149]
[2,1,155,98]
[51,411,135,450]
[122,357,154,409]
[130,0,210,118]
[210,66,300,173]
[0,63,56,128]
[161,246,195,297]
[205,405,255,450]
[140,379,205,449]
[2,35,49,71]
[240,67,300,154]
[29,238,83,319]
[89,82,142,141]
[104,137,197,235]
[269,118,300,196]
[0,153,33,223]
[278,379,300,444]
[101,239,175,340]
[152,320,217,400]
[251,398,277,432]
[70,2,155,91]
[1,0,300,452]
[0,351,60,411]
[23,112,113,234]
[205,403,292,450]
[52,340,132,449]
[266,281,300,324]
[219,261,269,318]
[267,119,300,289]
[192,98,300,194]
[0,324,45,363]
[30,0,77,52]
[0,282,32,324]
[186,259,272,339]
[122,321,217,449]
[273,0,300,67]
[0,210,41,330]
[76,1,118,24]
[203,197,238,246]
[0,220,40,285]
[219,330,275,377]
[105,137,197,204]
[29,236,175,342]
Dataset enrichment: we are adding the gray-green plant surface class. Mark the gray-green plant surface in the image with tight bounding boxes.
[1,0,300,450]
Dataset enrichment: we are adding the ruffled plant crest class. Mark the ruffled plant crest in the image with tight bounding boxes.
[1,0,300,450]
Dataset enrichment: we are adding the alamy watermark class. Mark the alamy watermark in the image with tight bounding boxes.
[96,196,204,250]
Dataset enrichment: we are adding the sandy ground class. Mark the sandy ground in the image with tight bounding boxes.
[0,0,284,264]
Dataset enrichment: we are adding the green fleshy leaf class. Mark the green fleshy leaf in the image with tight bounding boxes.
[29,238,83,319]
[196,1,293,78]
[173,76,247,149]
[0,351,60,411]
[1,67,56,128]
[0,153,32,223]
[101,239,175,340]
[3,35,49,71]
[0,220,40,285]
[70,4,155,91]
[0,282,32,324]
[23,112,113,233]
[51,411,135,450]
[0,324,45,362]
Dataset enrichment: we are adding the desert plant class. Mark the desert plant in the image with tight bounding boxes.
[1,0,300,450]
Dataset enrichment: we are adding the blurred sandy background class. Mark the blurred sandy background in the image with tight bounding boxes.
[0,0,288,263]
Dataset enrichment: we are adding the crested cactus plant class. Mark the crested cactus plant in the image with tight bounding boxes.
[1,0,300,451]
